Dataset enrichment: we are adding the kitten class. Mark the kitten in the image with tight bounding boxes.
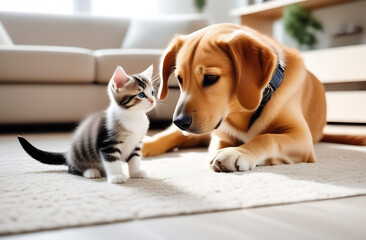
[18,65,156,184]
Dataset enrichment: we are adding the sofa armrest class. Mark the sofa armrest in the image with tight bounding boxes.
[0,45,95,83]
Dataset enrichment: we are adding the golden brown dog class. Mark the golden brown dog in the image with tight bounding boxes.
[143,23,366,172]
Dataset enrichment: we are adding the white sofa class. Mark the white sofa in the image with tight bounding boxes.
[0,12,208,124]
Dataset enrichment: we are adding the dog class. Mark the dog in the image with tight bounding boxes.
[142,23,366,172]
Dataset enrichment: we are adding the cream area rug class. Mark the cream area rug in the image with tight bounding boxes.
[0,133,365,235]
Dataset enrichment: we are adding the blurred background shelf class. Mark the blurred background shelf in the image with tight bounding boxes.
[303,45,366,124]
[231,1,366,124]
[230,0,362,36]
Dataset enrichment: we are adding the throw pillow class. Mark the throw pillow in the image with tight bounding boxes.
[0,22,13,45]
[0,21,13,45]
[122,17,198,49]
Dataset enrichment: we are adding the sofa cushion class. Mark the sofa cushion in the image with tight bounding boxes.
[121,16,208,49]
[94,48,163,84]
[0,84,109,124]
[0,21,13,45]
[0,45,94,83]
[0,12,130,50]
[95,49,182,87]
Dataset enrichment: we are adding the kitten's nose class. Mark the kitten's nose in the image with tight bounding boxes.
[148,98,154,104]
[173,114,192,131]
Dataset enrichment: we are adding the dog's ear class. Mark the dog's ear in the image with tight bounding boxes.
[221,30,277,111]
[158,35,184,100]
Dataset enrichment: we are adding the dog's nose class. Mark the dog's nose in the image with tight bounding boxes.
[173,114,192,131]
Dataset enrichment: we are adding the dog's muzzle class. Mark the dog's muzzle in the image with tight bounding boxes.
[173,114,192,131]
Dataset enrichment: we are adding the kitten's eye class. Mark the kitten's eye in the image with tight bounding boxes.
[138,92,146,98]
[152,90,155,96]
[203,74,220,88]
[177,75,183,85]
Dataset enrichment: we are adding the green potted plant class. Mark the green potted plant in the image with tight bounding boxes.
[194,0,206,12]
[283,4,323,50]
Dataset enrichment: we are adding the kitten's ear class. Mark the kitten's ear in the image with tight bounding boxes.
[113,66,129,89]
[140,65,153,79]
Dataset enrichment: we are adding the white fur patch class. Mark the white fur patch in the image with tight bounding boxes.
[83,169,101,179]
[219,121,251,143]
[129,170,147,178]
[106,106,149,161]
[108,174,128,184]
[128,156,147,178]
[208,134,221,156]
[102,160,127,184]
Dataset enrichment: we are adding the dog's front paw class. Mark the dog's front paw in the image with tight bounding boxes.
[108,174,128,184]
[209,147,256,172]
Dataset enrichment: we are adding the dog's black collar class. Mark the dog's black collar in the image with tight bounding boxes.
[248,60,285,128]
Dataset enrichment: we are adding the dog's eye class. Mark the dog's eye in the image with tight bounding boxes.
[177,75,183,85]
[203,74,219,88]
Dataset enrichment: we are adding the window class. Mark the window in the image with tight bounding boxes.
[0,0,74,15]
[91,0,159,17]
[0,0,161,16]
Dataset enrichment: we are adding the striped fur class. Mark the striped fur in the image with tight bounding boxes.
[18,65,156,183]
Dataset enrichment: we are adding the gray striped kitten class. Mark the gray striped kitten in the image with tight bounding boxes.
[18,65,156,184]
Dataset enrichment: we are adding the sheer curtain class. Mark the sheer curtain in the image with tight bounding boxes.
[0,0,74,14]
[91,0,159,17]
[0,0,162,16]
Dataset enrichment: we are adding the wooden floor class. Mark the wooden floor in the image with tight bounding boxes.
[3,196,366,240]
[2,125,366,240]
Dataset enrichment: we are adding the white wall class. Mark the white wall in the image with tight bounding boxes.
[0,0,244,24]
[155,0,366,50]
[4,0,364,51]
[202,0,242,24]
[155,0,243,24]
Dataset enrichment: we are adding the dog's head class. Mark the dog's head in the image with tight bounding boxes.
[158,24,278,134]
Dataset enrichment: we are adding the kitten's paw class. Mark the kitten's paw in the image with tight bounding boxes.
[83,169,101,179]
[130,170,148,178]
[108,174,128,184]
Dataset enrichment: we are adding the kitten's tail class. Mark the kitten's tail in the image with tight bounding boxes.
[17,136,66,165]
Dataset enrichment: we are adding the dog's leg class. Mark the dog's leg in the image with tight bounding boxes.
[210,124,315,172]
[208,134,237,158]
[142,124,210,157]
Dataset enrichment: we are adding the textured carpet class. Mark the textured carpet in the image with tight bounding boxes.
[0,133,365,235]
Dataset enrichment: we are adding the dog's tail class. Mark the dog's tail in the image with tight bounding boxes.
[321,134,366,146]
[18,136,67,165]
